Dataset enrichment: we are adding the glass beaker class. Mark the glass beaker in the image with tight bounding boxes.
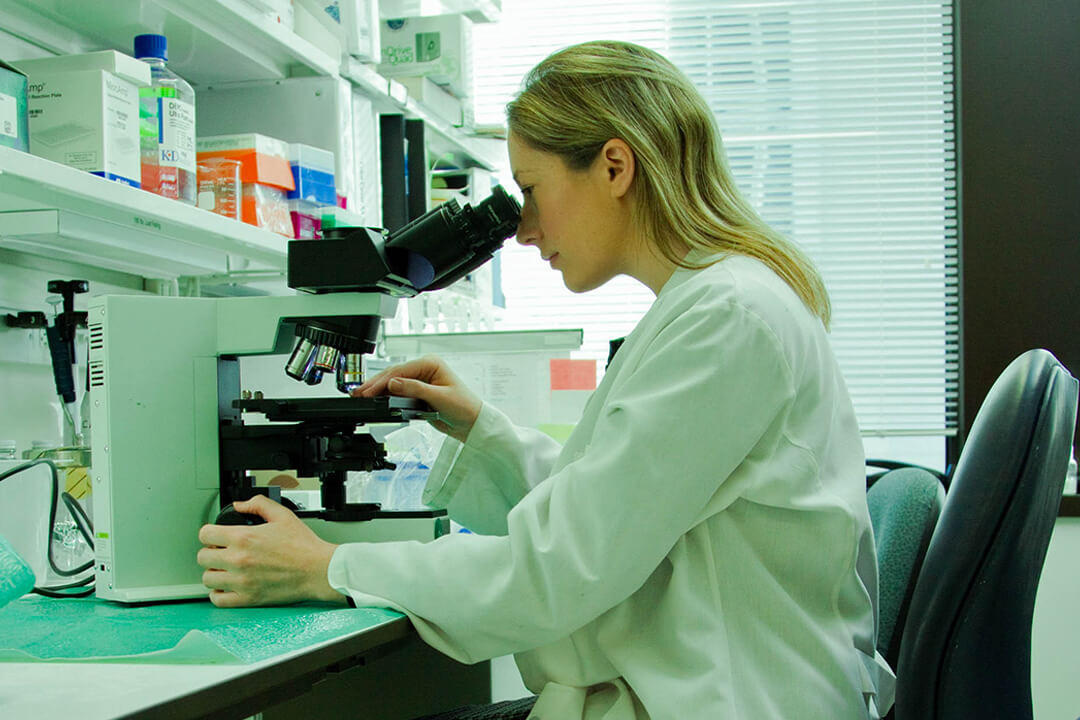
[197,157,243,220]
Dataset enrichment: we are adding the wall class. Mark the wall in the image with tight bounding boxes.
[0,251,146,455]
[1032,517,1080,719]
[956,0,1080,447]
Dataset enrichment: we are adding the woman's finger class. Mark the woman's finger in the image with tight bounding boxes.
[209,588,245,608]
[201,567,230,590]
[232,495,291,522]
[196,546,229,570]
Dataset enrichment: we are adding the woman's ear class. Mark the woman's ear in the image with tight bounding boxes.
[600,138,635,199]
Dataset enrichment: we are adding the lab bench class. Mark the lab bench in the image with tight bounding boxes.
[0,595,489,720]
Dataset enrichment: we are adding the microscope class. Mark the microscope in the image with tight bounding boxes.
[88,187,520,603]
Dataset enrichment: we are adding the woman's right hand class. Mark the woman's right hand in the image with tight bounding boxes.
[352,355,481,443]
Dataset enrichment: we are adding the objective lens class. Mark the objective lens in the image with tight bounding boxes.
[285,338,318,380]
[336,353,364,394]
[313,345,341,373]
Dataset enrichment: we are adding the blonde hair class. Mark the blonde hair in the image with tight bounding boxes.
[506,40,831,328]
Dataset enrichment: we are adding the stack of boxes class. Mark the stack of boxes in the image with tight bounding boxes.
[196,133,296,237]
[287,143,337,239]
[379,13,474,129]
[195,134,341,239]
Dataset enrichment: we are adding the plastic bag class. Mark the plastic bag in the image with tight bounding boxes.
[347,423,443,510]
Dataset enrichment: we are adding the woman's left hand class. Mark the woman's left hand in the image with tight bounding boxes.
[197,495,346,608]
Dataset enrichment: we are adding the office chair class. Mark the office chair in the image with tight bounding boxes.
[866,467,945,670]
[866,458,951,490]
[893,349,1079,720]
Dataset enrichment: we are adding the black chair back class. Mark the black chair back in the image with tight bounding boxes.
[894,349,1078,720]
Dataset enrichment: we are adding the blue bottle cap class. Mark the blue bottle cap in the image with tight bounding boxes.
[134,33,168,61]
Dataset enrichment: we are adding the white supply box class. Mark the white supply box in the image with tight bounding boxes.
[329,0,381,62]
[379,14,474,99]
[295,0,381,62]
[15,51,150,187]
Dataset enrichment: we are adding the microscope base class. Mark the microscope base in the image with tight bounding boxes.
[303,512,450,545]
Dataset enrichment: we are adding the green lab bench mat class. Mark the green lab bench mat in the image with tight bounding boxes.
[0,594,402,664]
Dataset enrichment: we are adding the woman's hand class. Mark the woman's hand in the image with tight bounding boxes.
[352,355,481,443]
[197,495,345,608]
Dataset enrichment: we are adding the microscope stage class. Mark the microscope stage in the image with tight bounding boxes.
[234,395,437,424]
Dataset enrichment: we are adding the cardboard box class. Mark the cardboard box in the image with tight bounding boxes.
[338,0,381,62]
[294,0,343,61]
[15,51,151,186]
[379,14,473,99]
[13,50,150,80]
[0,60,29,152]
[299,0,380,61]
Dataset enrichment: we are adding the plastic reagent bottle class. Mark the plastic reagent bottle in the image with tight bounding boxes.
[134,33,196,204]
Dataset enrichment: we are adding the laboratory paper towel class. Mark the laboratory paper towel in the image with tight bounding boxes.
[0,534,35,607]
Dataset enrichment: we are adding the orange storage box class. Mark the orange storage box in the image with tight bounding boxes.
[196,133,296,237]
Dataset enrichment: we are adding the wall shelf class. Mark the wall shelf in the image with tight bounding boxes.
[380,0,503,23]
[6,0,338,84]
[342,58,503,171]
[0,0,506,282]
[7,0,504,171]
[0,146,288,279]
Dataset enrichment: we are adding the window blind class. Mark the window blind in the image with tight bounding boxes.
[472,0,957,436]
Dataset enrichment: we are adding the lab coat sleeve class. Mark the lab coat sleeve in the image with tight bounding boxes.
[421,401,565,536]
[328,294,796,664]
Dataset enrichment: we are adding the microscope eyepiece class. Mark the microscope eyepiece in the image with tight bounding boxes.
[383,184,522,291]
[473,184,523,245]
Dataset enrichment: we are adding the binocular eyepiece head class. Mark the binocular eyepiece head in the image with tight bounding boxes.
[283,186,522,390]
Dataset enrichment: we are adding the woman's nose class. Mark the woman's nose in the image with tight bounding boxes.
[515,225,533,246]
[515,210,538,246]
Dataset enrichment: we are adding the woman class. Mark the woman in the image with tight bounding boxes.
[198,41,894,719]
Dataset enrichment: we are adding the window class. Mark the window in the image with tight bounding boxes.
[473,0,957,441]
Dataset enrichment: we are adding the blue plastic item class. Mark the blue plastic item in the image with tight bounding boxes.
[287,165,337,204]
[133,33,168,61]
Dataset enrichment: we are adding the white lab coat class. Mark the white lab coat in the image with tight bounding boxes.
[328,254,895,719]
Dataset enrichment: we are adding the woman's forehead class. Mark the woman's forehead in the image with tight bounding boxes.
[508,134,563,178]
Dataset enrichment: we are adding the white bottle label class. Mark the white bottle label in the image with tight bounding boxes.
[0,92,17,139]
[157,96,195,171]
